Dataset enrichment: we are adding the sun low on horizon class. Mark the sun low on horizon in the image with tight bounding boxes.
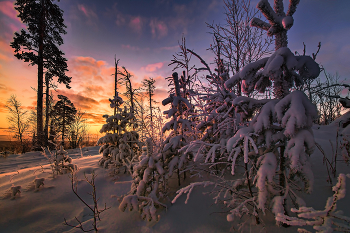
[1,0,350,141]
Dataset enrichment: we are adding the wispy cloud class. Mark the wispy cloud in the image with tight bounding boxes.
[129,16,143,35]
[67,56,113,83]
[0,83,15,94]
[150,19,168,39]
[77,4,98,27]
[0,1,20,21]
[157,45,178,51]
[141,62,164,73]
[56,89,99,111]
[0,40,14,54]
[83,112,106,125]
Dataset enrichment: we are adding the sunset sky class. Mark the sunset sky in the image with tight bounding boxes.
[0,0,350,141]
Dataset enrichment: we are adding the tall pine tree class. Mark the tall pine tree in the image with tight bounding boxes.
[11,0,71,148]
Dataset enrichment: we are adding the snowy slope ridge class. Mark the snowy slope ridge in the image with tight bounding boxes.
[0,126,349,233]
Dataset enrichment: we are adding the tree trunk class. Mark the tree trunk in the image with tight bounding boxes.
[113,57,119,134]
[44,76,50,147]
[36,0,45,148]
[62,103,66,146]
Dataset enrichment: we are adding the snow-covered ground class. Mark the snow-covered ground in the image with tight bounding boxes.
[0,125,349,233]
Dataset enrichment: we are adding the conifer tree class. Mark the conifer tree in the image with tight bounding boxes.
[97,88,141,172]
[11,0,71,148]
[50,95,76,146]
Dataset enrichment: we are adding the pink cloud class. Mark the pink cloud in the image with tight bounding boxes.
[129,16,143,34]
[77,4,98,27]
[56,89,99,111]
[78,4,97,19]
[0,1,19,21]
[141,62,164,72]
[150,19,168,39]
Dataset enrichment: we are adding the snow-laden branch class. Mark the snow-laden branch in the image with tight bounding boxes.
[171,181,215,204]
[276,173,350,232]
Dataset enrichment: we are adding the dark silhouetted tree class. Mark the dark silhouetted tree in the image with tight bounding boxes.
[51,95,76,146]
[11,0,71,148]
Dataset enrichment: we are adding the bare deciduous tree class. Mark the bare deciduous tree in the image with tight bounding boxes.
[6,95,30,153]
[207,0,273,95]
[67,110,89,149]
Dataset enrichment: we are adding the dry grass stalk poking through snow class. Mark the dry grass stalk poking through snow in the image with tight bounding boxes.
[64,171,110,232]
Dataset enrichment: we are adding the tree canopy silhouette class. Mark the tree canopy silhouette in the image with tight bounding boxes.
[10,0,71,148]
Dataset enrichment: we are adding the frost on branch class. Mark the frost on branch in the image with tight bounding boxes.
[232,96,271,120]
[253,100,279,134]
[276,173,350,232]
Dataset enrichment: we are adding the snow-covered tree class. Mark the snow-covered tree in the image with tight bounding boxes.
[223,0,320,222]
[174,0,321,227]
[118,138,167,222]
[97,92,141,173]
[161,72,193,185]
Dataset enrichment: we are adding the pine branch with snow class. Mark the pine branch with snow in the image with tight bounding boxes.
[118,138,167,222]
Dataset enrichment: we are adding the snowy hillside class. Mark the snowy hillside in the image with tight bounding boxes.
[0,124,349,233]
